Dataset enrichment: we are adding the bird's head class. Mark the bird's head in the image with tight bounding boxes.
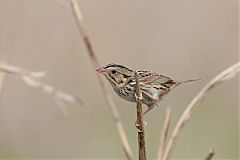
[96,63,135,88]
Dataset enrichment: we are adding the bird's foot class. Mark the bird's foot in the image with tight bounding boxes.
[134,120,147,132]
[134,92,143,101]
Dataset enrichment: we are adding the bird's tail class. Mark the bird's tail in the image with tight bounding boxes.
[178,78,201,84]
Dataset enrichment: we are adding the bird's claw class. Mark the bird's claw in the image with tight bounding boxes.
[136,128,143,133]
[134,92,143,101]
[134,121,147,132]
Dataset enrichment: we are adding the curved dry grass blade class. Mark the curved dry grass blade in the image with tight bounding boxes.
[204,147,215,160]
[69,0,133,159]
[162,62,240,160]
[0,61,83,116]
[157,108,171,160]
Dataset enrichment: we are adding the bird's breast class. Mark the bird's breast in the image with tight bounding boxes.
[113,87,136,102]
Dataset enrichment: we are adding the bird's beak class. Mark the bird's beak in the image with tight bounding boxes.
[96,67,108,75]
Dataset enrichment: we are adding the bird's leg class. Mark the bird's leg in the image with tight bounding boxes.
[142,104,155,116]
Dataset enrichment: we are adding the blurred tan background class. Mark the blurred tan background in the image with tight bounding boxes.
[0,0,238,159]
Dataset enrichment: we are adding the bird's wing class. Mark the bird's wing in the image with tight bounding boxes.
[137,70,178,88]
[155,75,179,89]
[137,70,161,83]
[137,70,179,101]
[141,82,172,101]
[141,85,160,101]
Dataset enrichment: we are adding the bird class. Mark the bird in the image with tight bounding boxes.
[96,63,200,118]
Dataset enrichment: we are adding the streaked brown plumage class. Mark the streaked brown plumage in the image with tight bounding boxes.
[96,63,200,116]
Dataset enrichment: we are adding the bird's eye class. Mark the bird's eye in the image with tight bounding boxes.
[111,70,117,74]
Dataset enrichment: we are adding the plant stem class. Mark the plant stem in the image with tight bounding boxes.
[162,62,240,160]
[205,147,215,160]
[69,0,133,159]
[157,108,171,160]
[135,71,146,160]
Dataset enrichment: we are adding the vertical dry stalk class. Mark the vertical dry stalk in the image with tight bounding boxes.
[157,108,171,160]
[0,71,6,95]
[135,71,146,160]
[69,0,133,159]
[204,148,215,160]
[162,62,240,160]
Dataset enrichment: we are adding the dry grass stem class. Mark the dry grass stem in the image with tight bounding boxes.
[0,61,83,116]
[135,71,146,160]
[0,71,6,95]
[157,108,171,160]
[49,0,70,12]
[69,0,133,159]
[204,147,215,160]
[162,62,240,160]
